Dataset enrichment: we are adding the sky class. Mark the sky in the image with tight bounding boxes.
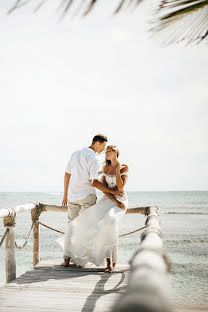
[0,0,208,192]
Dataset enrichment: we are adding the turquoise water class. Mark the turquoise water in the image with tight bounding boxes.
[0,191,208,309]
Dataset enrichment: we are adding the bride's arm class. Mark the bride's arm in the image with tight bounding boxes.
[101,175,125,210]
[103,192,120,204]
[116,165,129,190]
[101,175,116,202]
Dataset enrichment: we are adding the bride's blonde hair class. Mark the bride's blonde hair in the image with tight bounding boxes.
[105,145,120,166]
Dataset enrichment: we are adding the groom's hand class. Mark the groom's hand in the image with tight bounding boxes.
[62,195,68,206]
[117,202,126,210]
[112,189,124,196]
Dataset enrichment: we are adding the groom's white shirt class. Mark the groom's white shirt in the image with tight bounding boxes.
[65,147,99,201]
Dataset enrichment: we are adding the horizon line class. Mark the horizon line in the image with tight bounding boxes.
[0,190,208,193]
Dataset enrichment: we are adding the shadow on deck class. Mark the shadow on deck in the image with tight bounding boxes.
[0,262,130,312]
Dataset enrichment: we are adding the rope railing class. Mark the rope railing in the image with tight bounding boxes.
[112,205,173,312]
[119,225,147,237]
[1,202,173,312]
[0,202,149,284]
[38,221,147,237]
[0,223,36,250]
[1,220,147,252]
[39,221,65,235]
[0,202,173,312]
[0,228,9,248]
[1,222,147,253]
[14,222,36,250]
[0,221,147,251]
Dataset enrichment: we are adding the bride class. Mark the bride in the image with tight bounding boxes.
[57,145,129,273]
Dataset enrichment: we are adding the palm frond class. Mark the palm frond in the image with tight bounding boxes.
[151,0,208,45]
[114,0,142,14]
[8,0,141,16]
[114,0,129,13]
[60,0,73,16]
[6,0,208,45]
[83,0,97,16]
[8,0,29,14]
[33,0,48,13]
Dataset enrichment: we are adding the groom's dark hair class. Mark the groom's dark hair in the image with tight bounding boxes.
[92,134,108,144]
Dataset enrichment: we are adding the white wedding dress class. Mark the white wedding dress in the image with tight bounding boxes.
[57,172,128,267]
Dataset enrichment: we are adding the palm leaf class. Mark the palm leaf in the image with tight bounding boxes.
[6,0,208,45]
[151,0,208,45]
[8,0,141,16]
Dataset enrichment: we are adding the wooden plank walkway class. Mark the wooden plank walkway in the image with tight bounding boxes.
[0,262,130,312]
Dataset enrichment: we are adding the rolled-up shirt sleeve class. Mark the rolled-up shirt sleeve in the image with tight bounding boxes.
[65,156,72,174]
[89,158,99,182]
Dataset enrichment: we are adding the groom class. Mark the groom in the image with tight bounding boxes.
[61,134,123,266]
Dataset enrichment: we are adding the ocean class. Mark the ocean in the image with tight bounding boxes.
[0,191,208,310]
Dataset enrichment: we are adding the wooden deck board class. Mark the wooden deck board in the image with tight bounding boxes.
[0,262,130,312]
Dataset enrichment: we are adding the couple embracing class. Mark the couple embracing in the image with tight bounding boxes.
[57,134,129,273]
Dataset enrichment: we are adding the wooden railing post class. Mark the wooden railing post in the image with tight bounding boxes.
[31,205,42,267]
[3,215,16,283]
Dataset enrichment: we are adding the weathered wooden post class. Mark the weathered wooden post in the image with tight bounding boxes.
[31,204,42,267]
[112,205,173,312]
[3,214,16,283]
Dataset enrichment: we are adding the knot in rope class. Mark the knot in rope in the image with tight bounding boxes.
[144,205,158,216]
[31,203,43,222]
[3,215,16,227]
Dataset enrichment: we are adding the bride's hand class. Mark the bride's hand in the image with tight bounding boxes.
[116,164,126,172]
[117,201,125,210]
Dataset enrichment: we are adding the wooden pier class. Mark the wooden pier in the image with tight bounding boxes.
[0,203,173,312]
[0,262,129,312]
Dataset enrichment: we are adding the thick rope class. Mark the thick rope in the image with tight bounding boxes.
[15,222,35,250]
[3,207,17,218]
[130,246,171,272]
[1,221,146,250]
[38,221,146,238]
[119,225,147,237]
[31,205,42,222]
[39,221,65,234]
[4,214,16,227]
[0,228,9,248]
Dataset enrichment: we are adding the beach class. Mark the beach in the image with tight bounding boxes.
[0,191,208,311]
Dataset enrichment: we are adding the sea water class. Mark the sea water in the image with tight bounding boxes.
[0,191,208,309]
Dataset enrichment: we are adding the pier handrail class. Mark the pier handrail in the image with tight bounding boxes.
[1,203,173,312]
[0,203,148,283]
[0,203,36,218]
[0,204,148,218]
[112,205,173,312]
